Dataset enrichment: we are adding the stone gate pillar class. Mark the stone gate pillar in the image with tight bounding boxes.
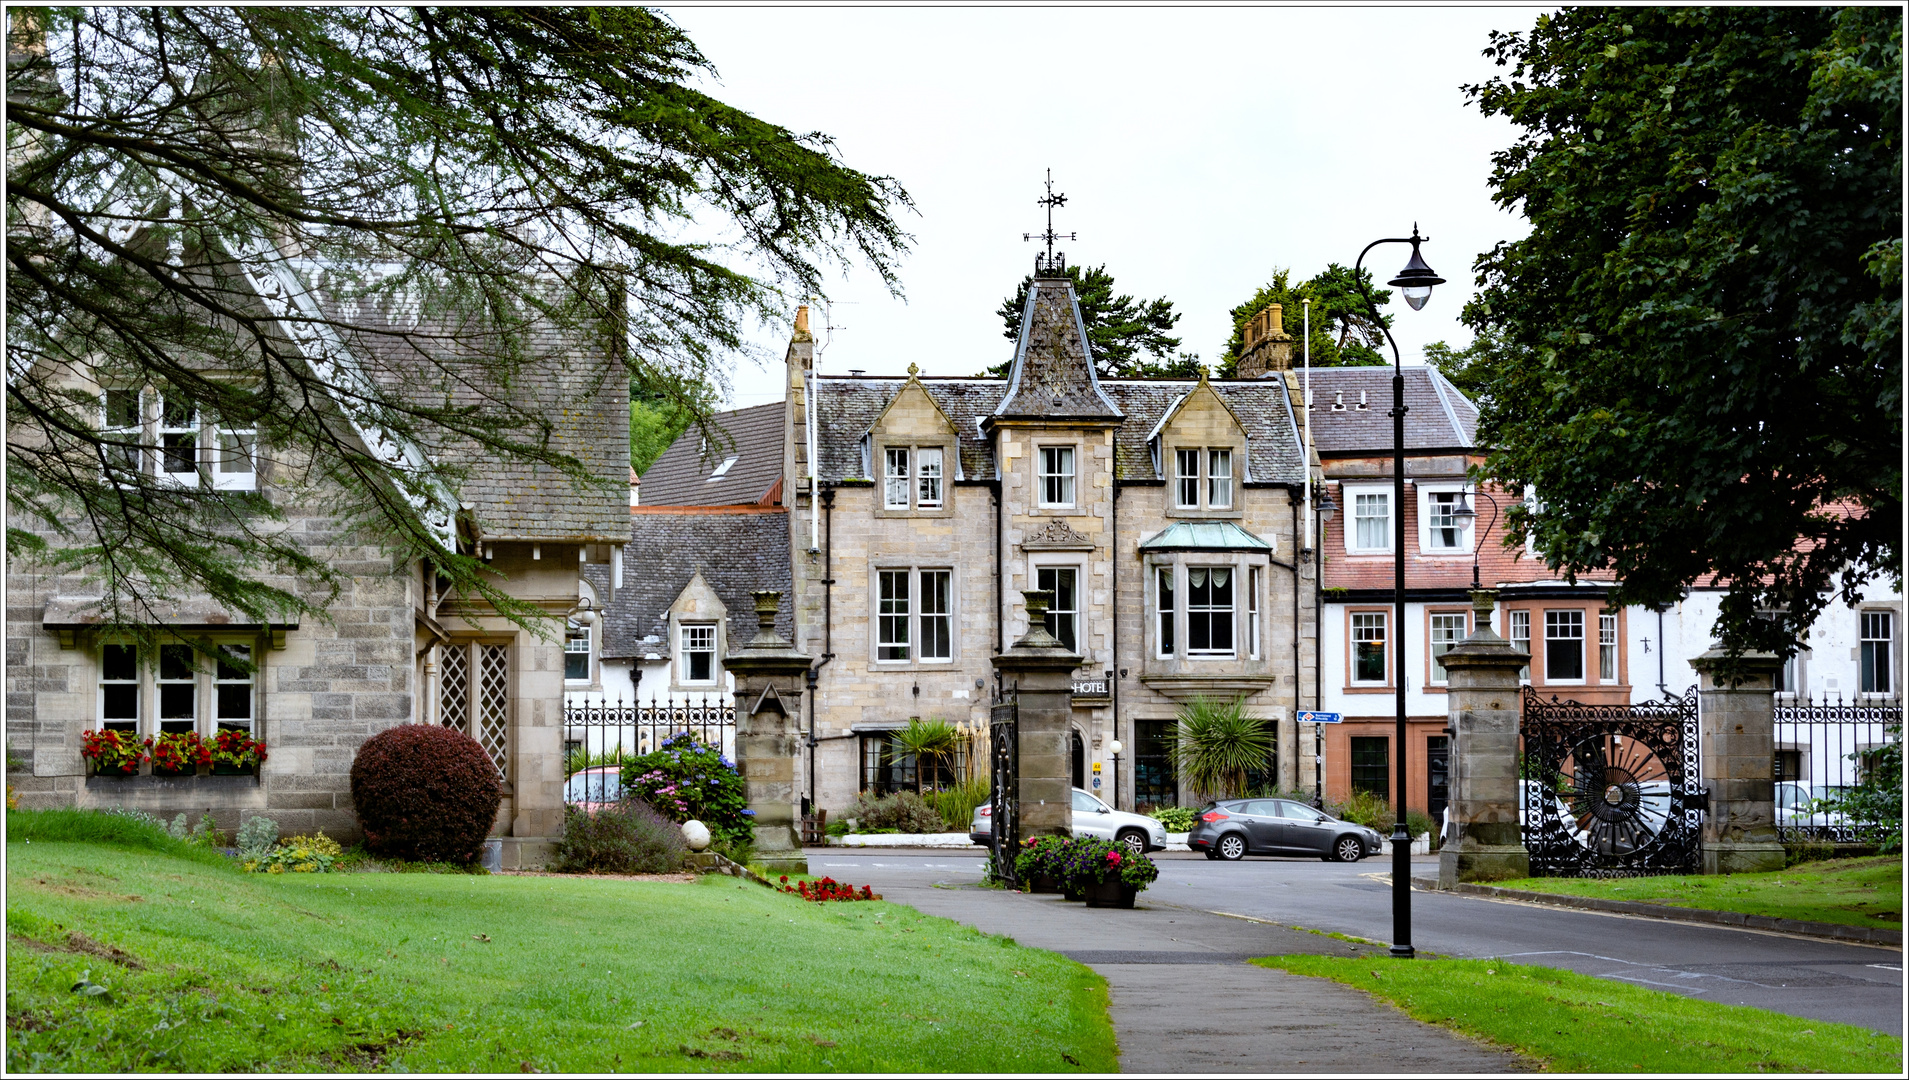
[991,591,1081,841]
[1438,590,1532,886]
[1691,647,1784,875]
[724,590,811,876]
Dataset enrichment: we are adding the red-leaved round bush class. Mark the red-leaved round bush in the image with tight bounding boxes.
[350,724,503,863]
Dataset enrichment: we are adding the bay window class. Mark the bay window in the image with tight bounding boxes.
[1187,567,1234,655]
[1510,609,1531,682]
[1545,609,1585,682]
[1155,567,1175,657]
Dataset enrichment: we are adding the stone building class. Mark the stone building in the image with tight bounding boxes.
[7,258,628,864]
[780,272,1321,813]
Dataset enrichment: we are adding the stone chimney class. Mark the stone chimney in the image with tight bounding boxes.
[1235,303,1294,378]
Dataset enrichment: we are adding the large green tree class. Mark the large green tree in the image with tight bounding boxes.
[1462,6,1901,661]
[1216,264,1392,376]
[988,263,1200,378]
[6,7,911,631]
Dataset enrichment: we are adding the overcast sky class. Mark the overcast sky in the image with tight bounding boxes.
[666,4,1542,409]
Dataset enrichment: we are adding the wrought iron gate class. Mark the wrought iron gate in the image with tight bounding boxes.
[1520,686,1703,877]
[989,682,1020,887]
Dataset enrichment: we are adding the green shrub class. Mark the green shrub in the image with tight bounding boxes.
[245,831,341,874]
[619,733,752,845]
[1406,809,1437,843]
[924,775,989,830]
[1329,791,1391,830]
[350,724,504,864]
[1148,806,1196,832]
[236,815,279,859]
[1172,695,1276,799]
[850,790,947,833]
[551,799,688,875]
[824,818,850,837]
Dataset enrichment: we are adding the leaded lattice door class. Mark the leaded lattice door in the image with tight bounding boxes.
[441,641,510,781]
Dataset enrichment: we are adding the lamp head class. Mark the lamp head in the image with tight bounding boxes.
[573,597,598,628]
[1388,225,1445,311]
[1109,739,1123,756]
[1449,492,1477,524]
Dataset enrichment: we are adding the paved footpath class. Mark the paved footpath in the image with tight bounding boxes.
[866,869,1534,1074]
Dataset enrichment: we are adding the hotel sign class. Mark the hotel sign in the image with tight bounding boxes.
[1071,675,1111,706]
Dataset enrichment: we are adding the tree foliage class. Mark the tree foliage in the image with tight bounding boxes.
[1422,319,1512,409]
[1216,264,1392,376]
[6,6,912,634]
[988,263,1199,378]
[1461,7,1901,660]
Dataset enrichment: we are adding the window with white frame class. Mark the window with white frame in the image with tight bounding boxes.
[1208,449,1233,509]
[157,643,197,733]
[1187,567,1234,655]
[1510,609,1531,682]
[564,620,592,682]
[1599,612,1619,682]
[883,447,910,509]
[213,645,254,735]
[1421,487,1472,552]
[1175,449,1199,508]
[1352,612,1388,685]
[680,623,717,683]
[1860,611,1895,695]
[1430,612,1468,684]
[916,448,944,508]
[1155,567,1175,657]
[877,570,911,661]
[97,642,254,738]
[919,570,953,660]
[213,410,257,490]
[102,389,144,476]
[99,643,139,733]
[100,387,257,491]
[1247,566,1261,659]
[1347,487,1391,553]
[1037,566,1079,653]
[1545,609,1585,682]
[158,393,200,486]
[1038,446,1075,507]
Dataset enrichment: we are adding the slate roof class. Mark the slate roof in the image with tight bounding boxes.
[809,375,1308,487]
[639,401,785,506]
[1301,366,1478,455]
[586,508,792,660]
[995,276,1121,419]
[309,271,630,542]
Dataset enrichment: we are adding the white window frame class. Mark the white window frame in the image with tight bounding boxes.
[1344,484,1392,554]
[212,644,255,736]
[1038,445,1076,508]
[918,569,953,662]
[101,641,257,741]
[876,569,913,662]
[883,447,911,510]
[1510,609,1531,683]
[564,620,594,684]
[1186,566,1235,657]
[1036,565,1080,654]
[873,566,956,664]
[157,391,202,488]
[1544,609,1586,685]
[679,623,718,685]
[101,388,145,478]
[1175,448,1200,509]
[1155,566,1176,658]
[102,386,258,491]
[98,642,141,734]
[1351,610,1389,686]
[1598,611,1619,683]
[916,447,944,509]
[1860,610,1895,696]
[1523,486,1544,556]
[1418,483,1474,554]
[1207,449,1233,509]
[1247,565,1261,659]
[1429,610,1468,685]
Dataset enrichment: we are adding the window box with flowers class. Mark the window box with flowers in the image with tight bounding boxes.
[80,728,147,777]
[210,729,268,775]
[151,731,213,777]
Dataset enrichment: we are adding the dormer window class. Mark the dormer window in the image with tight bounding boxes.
[1172,447,1235,511]
[881,445,946,511]
[1039,446,1075,508]
[1176,449,1200,507]
[1207,450,1232,508]
[101,387,257,491]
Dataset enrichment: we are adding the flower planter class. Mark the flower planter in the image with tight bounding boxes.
[210,762,256,776]
[85,761,142,778]
[1082,880,1139,909]
[151,766,198,779]
[1060,884,1085,902]
[1025,874,1061,895]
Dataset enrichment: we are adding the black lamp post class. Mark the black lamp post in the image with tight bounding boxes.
[1312,491,1338,810]
[1450,489,1500,592]
[1352,225,1445,960]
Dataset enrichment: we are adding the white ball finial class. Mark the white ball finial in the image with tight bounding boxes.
[681,820,711,851]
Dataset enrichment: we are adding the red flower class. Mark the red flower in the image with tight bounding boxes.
[1106,851,1122,866]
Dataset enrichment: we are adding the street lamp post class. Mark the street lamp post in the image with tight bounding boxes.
[1108,740,1123,811]
[1352,225,1444,960]
[1450,489,1501,592]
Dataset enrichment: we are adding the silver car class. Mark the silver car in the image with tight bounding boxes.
[969,787,1170,854]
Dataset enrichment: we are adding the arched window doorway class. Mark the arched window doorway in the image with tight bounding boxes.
[1071,728,1085,790]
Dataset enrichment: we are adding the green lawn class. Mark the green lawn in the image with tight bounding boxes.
[5,833,1114,1072]
[1491,856,1903,930]
[1255,955,1902,1073]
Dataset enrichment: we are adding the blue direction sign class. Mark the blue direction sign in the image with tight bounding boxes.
[1297,711,1343,724]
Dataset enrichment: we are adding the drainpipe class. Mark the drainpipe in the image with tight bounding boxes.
[1292,491,1303,790]
[1657,605,1670,700]
[1314,490,1326,808]
[994,479,1004,654]
[1110,432,1121,809]
[808,486,837,815]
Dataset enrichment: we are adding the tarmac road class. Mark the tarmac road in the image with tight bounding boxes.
[809,848,1905,1037]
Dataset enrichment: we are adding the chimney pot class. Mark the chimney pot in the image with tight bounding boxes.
[794,305,810,335]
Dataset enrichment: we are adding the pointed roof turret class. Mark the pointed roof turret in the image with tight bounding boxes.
[991,274,1122,421]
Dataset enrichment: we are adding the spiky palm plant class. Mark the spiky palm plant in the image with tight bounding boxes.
[891,718,960,794]
[1171,696,1275,800]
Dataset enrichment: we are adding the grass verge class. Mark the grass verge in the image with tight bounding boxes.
[1254,954,1901,1073]
[1490,856,1902,930]
[6,831,1113,1072]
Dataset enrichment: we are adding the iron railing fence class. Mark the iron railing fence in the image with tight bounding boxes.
[1772,694,1900,843]
[561,695,736,804]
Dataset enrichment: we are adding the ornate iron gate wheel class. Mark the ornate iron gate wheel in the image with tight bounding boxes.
[1521,686,1702,878]
[989,682,1020,887]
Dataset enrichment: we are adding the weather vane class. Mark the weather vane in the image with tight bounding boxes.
[1023,168,1076,275]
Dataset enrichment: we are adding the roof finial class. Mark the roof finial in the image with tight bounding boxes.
[906,362,920,378]
[1023,168,1077,276]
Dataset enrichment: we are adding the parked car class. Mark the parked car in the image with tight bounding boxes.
[969,787,1170,854]
[1186,798,1382,862]
[1776,781,1852,828]
[564,765,624,813]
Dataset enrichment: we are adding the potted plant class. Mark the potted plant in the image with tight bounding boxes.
[1013,835,1069,893]
[211,729,267,775]
[150,731,211,777]
[1056,835,1160,909]
[79,728,146,776]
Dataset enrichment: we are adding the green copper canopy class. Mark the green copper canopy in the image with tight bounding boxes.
[1136,520,1273,553]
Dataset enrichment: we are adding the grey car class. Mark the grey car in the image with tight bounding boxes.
[1186,798,1382,862]
[970,787,1170,854]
